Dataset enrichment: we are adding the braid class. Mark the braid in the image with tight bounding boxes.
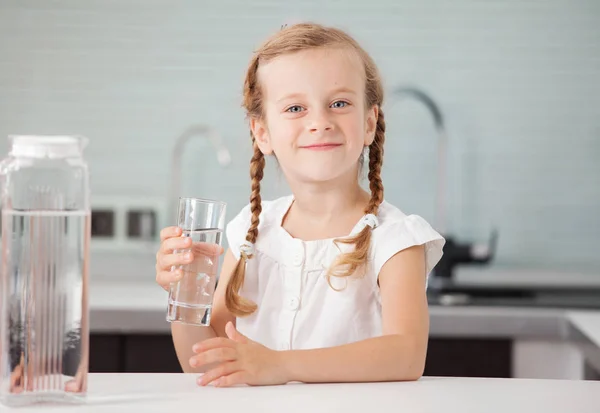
[324,107,386,289]
[367,109,385,214]
[225,135,264,316]
[246,137,264,245]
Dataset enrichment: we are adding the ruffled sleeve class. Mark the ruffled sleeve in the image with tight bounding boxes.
[371,214,445,283]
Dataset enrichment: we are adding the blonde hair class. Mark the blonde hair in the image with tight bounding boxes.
[225,22,386,317]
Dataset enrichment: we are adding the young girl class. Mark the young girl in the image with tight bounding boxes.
[155,22,445,388]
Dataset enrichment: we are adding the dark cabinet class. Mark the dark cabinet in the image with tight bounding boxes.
[90,334,512,377]
[123,335,182,373]
[89,335,122,373]
[424,337,512,378]
[90,334,182,373]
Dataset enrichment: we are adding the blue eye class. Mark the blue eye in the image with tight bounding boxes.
[331,101,349,108]
[286,105,304,113]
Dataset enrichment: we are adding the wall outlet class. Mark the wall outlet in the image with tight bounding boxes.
[89,195,167,253]
[127,209,157,239]
[91,209,115,237]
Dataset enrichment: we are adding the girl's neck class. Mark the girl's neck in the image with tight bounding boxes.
[282,171,372,240]
[291,184,368,219]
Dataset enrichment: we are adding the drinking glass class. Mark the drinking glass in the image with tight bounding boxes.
[166,197,226,326]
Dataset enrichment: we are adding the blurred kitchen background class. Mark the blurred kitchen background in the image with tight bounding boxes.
[0,0,599,380]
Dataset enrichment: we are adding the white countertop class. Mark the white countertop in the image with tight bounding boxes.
[5,373,600,413]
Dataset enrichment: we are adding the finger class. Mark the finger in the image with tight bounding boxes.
[191,242,225,257]
[190,347,237,369]
[225,321,250,344]
[192,337,237,353]
[160,226,182,241]
[65,380,79,392]
[215,371,249,388]
[161,236,192,254]
[197,362,240,387]
[10,383,23,394]
[156,269,183,290]
[9,366,23,393]
[158,250,194,271]
[65,374,86,393]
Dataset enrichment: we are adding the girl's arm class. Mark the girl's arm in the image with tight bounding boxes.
[280,244,429,383]
[192,244,430,386]
[172,249,238,373]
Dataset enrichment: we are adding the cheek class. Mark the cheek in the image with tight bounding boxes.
[267,119,300,152]
[345,116,367,147]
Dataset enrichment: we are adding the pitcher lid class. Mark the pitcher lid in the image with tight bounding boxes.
[8,135,88,158]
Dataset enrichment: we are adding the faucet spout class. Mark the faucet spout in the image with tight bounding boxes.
[391,86,447,235]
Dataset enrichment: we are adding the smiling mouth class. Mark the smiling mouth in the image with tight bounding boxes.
[300,143,343,151]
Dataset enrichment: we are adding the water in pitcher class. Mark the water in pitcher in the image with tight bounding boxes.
[0,209,89,406]
[167,228,222,326]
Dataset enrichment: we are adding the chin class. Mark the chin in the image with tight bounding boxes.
[295,168,356,184]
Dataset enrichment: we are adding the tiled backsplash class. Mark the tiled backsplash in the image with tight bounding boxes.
[0,1,598,272]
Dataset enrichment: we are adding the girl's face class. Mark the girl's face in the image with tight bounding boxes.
[251,47,378,185]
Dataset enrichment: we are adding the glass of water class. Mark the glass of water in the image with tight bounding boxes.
[166,197,226,326]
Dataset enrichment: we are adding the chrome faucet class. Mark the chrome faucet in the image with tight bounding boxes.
[389,86,448,235]
[169,124,232,221]
[389,86,497,286]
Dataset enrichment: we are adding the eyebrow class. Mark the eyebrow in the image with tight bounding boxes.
[276,87,358,104]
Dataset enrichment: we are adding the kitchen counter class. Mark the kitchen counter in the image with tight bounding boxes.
[5,373,600,413]
[89,278,600,378]
[90,279,170,334]
[89,278,600,340]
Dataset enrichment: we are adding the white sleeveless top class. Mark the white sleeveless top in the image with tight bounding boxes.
[225,195,445,351]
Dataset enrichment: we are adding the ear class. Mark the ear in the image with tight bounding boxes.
[364,104,378,146]
[250,117,273,155]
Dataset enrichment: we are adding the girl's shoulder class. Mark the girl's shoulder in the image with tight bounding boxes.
[375,199,440,235]
[371,200,446,279]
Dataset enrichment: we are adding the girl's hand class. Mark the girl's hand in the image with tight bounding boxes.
[155,226,223,291]
[191,322,289,387]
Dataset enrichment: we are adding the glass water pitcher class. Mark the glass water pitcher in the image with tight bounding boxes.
[0,135,91,406]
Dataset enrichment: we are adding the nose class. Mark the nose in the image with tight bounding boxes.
[307,110,334,134]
